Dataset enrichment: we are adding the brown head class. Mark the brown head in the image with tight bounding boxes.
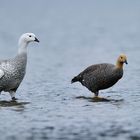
[116,54,128,69]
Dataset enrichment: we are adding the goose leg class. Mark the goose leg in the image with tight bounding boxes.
[9,91,17,101]
[93,91,109,102]
[95,91,99,97]
[93,91,104,101]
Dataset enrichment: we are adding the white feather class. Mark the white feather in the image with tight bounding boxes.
[0,69,4,79]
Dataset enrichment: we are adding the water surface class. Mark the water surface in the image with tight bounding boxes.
[0,1,140,140]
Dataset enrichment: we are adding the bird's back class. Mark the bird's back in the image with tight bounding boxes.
[77,63,123,92]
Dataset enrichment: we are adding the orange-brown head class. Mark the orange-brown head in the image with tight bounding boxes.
[116,54,128,69]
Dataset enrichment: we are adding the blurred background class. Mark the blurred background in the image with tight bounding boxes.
[0,0,140,140]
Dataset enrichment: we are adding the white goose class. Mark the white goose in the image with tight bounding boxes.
[0,33,39,100]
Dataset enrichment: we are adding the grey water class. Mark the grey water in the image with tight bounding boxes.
[0,0,140,140]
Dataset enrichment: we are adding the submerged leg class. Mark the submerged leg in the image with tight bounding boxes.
[9,91,17,101]
[95,91,99,97]
[93,91,104,102]
[93,91,109,102]
[93,91,103,100]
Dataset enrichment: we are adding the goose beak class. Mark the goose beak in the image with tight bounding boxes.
[34,37,39,42]
[124,60,128,64]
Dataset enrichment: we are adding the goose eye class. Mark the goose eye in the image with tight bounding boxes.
[29,35,32,37]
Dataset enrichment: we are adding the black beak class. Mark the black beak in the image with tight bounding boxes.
[34,37,39,42]
[124,60,128,64]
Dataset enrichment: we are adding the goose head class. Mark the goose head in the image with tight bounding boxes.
[116,54,128,69]
[118,54,128,64]
[18,33,39,54]
[19,33,39,45]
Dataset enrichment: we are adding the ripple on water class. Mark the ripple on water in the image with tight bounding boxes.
[1,1,140,140]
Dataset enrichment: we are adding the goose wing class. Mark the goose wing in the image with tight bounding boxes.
[81,63,116,91]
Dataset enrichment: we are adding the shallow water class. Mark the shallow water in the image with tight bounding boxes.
[0,1,140,140]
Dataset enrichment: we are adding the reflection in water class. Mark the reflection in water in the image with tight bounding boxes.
[1,1,140,140]
[0,100,30,111]
[130,136,140,140]
[76,96,124,103]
